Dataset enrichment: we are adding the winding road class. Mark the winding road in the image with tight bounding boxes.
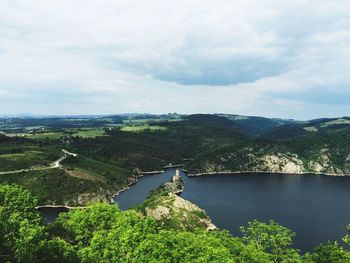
[0,149,77,175]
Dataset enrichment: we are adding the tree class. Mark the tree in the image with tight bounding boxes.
[344,224,350,246]
[35,238,79,263]
[240,220,301,263]
[0,184,43,262]
[208,230,272,263]
[0,184,78,263]
[303,241,350,263]
[134,230,233,263]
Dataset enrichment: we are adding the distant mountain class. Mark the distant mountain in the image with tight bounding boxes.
[218,114,297,136]
[185,114,246,136]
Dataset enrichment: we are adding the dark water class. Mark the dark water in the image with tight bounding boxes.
[41,168,350,251]
[115,169,350,251]
[39,207,69,222]
[114,168,176,210]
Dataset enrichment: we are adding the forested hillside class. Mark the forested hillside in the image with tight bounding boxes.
[186,117,350,175]
[0,114,349,205]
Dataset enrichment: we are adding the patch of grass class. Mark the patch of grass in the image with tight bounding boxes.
[321,118,350,127]
[120,125,167,132]
[303,127,319,132]
[0,144,61,171]
[61,155,132,186]
[26,132,65,140]
[71,129,106,138]
[66,167,107,182]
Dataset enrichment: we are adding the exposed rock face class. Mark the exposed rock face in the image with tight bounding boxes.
[142,170,215,231]
[145,193,216,231]
[146,205,170,220]
[76,193,108,206]
[260,154,304,173]
[306,151,345,175]
[308,161,324,173]
[192,149,349,176]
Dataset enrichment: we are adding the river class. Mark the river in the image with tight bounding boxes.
[41,168,350,251]
[115,168,350,251]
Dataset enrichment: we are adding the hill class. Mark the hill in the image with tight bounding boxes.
[1,114,350,205]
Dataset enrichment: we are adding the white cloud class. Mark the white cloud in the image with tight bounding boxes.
[0,0,349,119]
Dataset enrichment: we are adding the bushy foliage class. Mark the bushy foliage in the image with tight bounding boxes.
[0,184,77,262]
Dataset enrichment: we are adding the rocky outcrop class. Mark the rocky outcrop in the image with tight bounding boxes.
[190,149,349,176]
[141,170,215,231]
[163,170,184,194]
[144,192,216,231]
[76,192,110,205]
[259,154,304,173]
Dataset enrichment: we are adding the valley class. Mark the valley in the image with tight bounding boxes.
[1,113,350,262]
[0,113,349,205]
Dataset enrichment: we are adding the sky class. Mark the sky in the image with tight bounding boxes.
[0,0,350,120]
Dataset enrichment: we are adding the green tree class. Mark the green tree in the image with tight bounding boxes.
[303,242,350,263]
[35,238,79,263]
[0,184,42,262]
[344,224,350,246]
[0,184,78,263]
[240,220,301,263]
[209,230,272,263]
[134,230,233,263]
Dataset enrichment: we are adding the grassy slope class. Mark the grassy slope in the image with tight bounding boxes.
[0,168,117,206]
[0,136,61,171]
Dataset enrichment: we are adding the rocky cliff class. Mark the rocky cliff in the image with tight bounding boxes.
[138,171,216,231]
[187,147,350,176]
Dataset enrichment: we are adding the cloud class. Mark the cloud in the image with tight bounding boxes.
[0,0,349,119]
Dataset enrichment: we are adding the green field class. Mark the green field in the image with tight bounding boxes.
[71,129,106,138]
[120,124,167,132]
[27,132,65,140]
[5,129,106,140]
[321,118,350,127]
[304,126,319,132]
[0,143,61,172]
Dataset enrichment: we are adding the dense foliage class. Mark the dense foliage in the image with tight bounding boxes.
[1,184,350,262]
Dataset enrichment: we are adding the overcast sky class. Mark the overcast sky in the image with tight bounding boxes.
[0,0,349,119]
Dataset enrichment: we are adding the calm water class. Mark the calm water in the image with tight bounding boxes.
[114,168,177,210]
[39,206,69,222]
[41,168,350,251]
[115,169,350,251]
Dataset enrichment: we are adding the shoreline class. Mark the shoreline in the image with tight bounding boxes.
[163,164,183,169]
[36,169,167,209]
[36,205,84,209]
[36,168,349,209]
[110,169,165,201]
[188,170,350,177]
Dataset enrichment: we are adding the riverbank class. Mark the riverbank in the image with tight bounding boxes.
[138,171,216,231]
[188,170,350,177]
[110,169,166,202]
[36,205,85,209]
